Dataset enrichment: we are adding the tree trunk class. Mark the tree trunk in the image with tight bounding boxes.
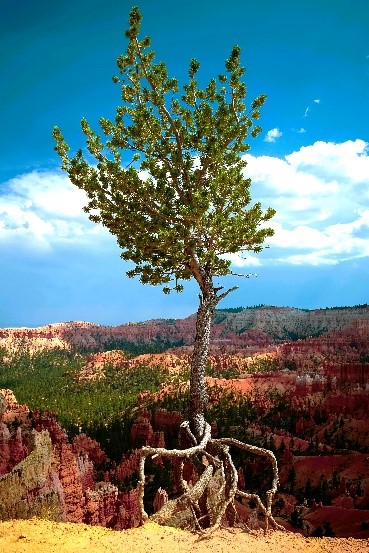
[190,283,218,441]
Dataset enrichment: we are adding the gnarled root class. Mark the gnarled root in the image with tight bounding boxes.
[137,421,283,533]
[214,438,284,532]
[150,465,214,525]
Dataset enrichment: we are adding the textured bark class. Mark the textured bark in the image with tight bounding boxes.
[150,465,214,525]
[189,277,238,441]
[190,284,218,440]
[134,274,283,532]
[137,421,212,523]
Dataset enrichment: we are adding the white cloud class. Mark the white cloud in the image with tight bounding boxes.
[286,140,369,185]
[223,252,261,268]
[243,154,339,199]
[298,128,306,134]
[264,128,282,143]
[280,252,338,266]
[8,172,88,218]
[303,99,321,118]
[3,142,369,271]
[0,171,108,251]
[268,223,330,250]
[242,139,369,266]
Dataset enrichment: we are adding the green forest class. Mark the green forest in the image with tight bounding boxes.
[1,346,365,466]
[0,346,279,460]
[0,347,171,459]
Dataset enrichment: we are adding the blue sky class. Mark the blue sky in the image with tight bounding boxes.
[1,0,369,327]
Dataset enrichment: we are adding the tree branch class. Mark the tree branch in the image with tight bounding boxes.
[216,286,238,303]
[134,38,192,200]
[185,248,208,292]
[229,272,257,278]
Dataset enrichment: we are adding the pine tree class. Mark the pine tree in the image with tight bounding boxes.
[53,6,278,531]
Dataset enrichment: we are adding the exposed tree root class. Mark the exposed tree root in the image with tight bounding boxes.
[150,465,214,525]
[137,420,284,533]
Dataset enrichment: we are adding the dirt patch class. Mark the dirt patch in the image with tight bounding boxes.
[0,519,368,553]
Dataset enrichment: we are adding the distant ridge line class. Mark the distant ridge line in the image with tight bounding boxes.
[216,303,369,313]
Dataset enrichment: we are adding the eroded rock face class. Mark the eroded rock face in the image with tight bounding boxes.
[0,394,7,419]
[56,442,84,523]
[1,384,369,537]
[77,350,129,381]
[130,416,154,447]
[109,450,141,482]
[0,430,63,521]
[322,392,369,417]
[0,392,141,529]
[0,389,29,424]
[0,391,29,475]
[0,424,10,475]
[277,321,369,370]
[116,488,141,529]
[129,408,183,452]
[153,408,183,435]
[153,487,168,513]
[302,504,369,538]
[72,434,108,466]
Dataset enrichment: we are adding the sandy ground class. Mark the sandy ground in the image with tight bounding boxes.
[0,520,368,553]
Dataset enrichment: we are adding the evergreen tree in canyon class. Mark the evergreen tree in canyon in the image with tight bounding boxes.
[54,7,278,531]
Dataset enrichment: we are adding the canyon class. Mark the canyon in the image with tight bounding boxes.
[0,304,369,539]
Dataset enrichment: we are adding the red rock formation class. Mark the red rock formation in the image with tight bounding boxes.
[128,353,189,375]
[0,388,29,424]
[56,442,84,523]
[78,350,129,381]
[153,487,168,513]
[332,495,355,509]
[280,453,369,491]
[32,410,68,444]
[303,505,369,538]
[0,391,29,473]
[72,434,108,466]
[0,423,11,475]
[0,391,143,530]
[150,431,166,449]
[2,306,369,536]
[8,427,28,468]
[0,389,19,410]
[76,454,95,493]
[130,415,154,447]
[3,305,369,356]
[324,362,369,387]
[322,392,369,417]
[110,450,141,482]
[278,321,369,376]
[153,408,183,435]
[84,482,118,527]
[116,489,141,529]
